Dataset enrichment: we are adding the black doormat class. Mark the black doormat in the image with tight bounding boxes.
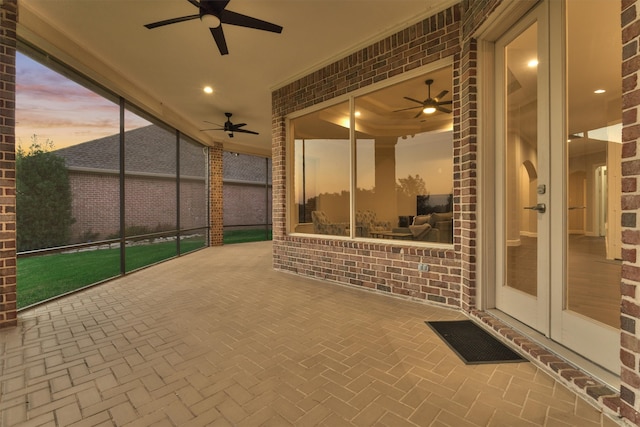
[426,320,527,365]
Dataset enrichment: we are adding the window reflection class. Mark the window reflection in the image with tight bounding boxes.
[291,66,454,243]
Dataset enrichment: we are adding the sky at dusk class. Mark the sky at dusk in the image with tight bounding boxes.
[16,52,147,150]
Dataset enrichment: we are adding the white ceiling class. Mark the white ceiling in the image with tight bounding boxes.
[17,0,457,157]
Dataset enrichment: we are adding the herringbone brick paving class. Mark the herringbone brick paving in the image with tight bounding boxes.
[0,242,621,426]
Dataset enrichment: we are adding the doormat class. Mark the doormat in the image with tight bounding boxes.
[426,320,527,365]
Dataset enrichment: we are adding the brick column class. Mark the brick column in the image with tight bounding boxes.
[0,0,18,328]
[209,142,223,246]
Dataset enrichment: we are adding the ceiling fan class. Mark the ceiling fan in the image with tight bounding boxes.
[394,79,452,118]
[144,0,283,56]
[201,112,259,138]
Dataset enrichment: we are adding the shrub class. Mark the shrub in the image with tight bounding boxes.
[17,136,75,251]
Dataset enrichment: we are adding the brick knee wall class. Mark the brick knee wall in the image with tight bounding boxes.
[0,0,17,328]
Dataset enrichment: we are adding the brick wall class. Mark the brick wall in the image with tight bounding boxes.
[457,0,501,312]
[620,0,640,422]
[67,172,206,242]
[68,172,119,240]
[272,5,463,308]
[223,152,272,227]
[223,184,272,227]
[0,0,17,328]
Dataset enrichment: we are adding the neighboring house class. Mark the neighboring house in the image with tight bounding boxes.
[222,151,272,230]
[54,125,208,242]
[53,126,270,243]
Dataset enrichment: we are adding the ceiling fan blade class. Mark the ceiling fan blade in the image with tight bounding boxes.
[437,106,452,114]
[434,90,448,100]
[403,96,424,105]
[438,100,453,105]
[234,128,259,135]
[202,0,231,14]
[144,14,200,29]
[200,127,225,131]
[393,106,422,112]
[210,26,229,55]
[221,10,283,33]
[413,110,423,119]
[232,123,247,128]
[186,0,201,8]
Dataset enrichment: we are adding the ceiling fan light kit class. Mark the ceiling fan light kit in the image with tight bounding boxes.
[394,79,453,118]
[200,13,221,28]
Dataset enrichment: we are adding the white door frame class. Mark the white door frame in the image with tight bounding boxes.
[477,0,620,380]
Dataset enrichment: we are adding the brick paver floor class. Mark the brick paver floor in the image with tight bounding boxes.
[0,242,622,426]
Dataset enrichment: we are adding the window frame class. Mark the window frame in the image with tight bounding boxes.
[286,57,455,246]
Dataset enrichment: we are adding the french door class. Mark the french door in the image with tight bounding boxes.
[494,0,621,373]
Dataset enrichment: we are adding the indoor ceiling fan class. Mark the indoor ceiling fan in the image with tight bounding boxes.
[144,0,283,56]
[201,112,259,138]
[394,79,452,118]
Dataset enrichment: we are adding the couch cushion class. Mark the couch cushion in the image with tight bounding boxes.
[431,212,453,224]
[409,223,432,239]
[413,215,431,226]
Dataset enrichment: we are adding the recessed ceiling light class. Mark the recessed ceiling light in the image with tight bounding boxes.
[594,89,606,94]
[203,86,213,94]
[527,59,539,68]
[355,111,361,117]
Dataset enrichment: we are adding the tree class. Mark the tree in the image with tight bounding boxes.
[396,174,427,197]
[17,135,75,251]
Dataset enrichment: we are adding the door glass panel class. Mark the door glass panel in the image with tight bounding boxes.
[505,23,538,296]
[566,0,621,328]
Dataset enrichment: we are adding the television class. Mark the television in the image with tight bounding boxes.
[416,194,453,215]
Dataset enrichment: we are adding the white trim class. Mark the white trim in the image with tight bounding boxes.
[474,0,539,41]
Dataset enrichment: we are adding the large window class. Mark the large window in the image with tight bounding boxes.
[291,66,454,244]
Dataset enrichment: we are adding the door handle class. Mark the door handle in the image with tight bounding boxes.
[523,203,546,213]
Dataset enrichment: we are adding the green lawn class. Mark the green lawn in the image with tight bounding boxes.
[17,230,271,309]
[224,228,272,244]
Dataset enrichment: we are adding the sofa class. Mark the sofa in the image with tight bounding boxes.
[393,212,453,243]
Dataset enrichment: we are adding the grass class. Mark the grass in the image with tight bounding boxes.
[224,228,272,244]
[16,230,271,309]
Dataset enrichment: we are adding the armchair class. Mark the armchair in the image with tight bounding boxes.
[311,211,349,236]
[356,210,392,237]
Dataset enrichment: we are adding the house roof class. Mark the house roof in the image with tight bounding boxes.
[55,124,271,182]
[54,125,206,177]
